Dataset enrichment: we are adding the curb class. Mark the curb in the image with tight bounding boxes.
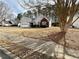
[0,46,20,59]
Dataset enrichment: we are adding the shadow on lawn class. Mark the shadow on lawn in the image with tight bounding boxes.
[46,31,79,59]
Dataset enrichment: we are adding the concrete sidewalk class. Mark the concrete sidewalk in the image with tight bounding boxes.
[0,49,13,59]
[0,46,20,59]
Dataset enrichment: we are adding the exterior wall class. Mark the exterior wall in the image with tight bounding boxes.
[73,15,79,28]
[18,16,32,27]
[72,13,79,28]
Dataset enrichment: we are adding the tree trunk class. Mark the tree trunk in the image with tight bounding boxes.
[61,27,68,59]
[62,34,66,59]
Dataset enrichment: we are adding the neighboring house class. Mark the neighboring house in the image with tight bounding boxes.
[18,15,49,28]
[1,19,13,27]
[72,13,79,28]
[1,19,17,27]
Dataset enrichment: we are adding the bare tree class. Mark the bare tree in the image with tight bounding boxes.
[52,0,79,59]
[0,1,12,22]
[53,0,79,31]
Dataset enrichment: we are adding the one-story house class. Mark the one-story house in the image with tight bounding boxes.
[18,15,49,28]
[18,12,79,28]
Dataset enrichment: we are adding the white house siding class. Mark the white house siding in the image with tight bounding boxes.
[19,16,32,27]
[73,14,79,28]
